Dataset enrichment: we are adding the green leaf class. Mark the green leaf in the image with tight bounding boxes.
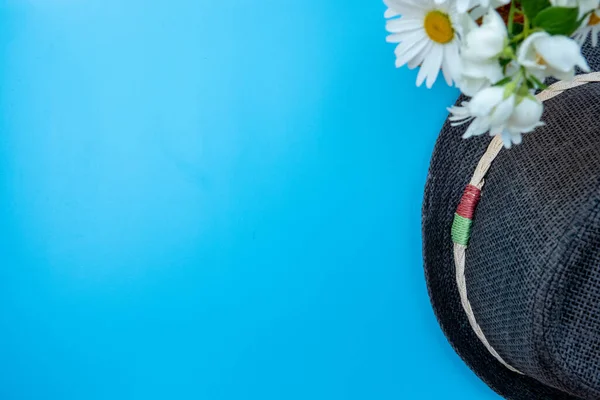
[533,7,580,35]
[512,22,524,36]
[526,79,534,89]
[529,74,548,90]
[499,60,510,70]
[517,82,531,97]
[493,77,513,87]
[522,0,551,20]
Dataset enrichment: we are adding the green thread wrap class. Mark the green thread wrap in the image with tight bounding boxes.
[452,213,472,246]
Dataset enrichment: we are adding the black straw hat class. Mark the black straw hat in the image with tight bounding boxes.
[423,41,600,400]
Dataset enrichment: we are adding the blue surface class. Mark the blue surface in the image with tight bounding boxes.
[0,1,500,399]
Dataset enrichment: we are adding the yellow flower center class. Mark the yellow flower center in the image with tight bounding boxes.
[589,12,600,26]
[535,54,547,66]
[424,11,454,44]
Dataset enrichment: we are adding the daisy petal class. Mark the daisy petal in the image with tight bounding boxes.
[424,45,444,88]
[396,37,429,68]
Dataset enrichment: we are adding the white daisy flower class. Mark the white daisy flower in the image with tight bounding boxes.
[574,8,600,47]
[433,0,510,14]
[384,0,462,88]
[448,86,544,148]
[517,32,590,81]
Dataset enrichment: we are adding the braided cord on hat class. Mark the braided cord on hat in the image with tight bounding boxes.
[451,71,600,375]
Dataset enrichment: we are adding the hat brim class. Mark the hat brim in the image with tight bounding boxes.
[421,102,581,400]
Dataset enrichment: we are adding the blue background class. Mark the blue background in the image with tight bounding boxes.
[0,1,500,399]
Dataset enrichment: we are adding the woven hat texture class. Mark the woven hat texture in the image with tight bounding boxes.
[423,40,600,400]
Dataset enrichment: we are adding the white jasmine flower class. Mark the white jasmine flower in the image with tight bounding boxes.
[501,97,545,147]
[457,9,507,95]
[449,86,516,138]
[449,86,544,148]
[517,32,590,81]
[550,0,599,18]
[384,0,462,88]
[461,10,507,62]
[574,8,600,46]
[434,0,510,14]
[458,59,505,96]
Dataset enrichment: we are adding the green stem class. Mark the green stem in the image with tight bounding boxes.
[508,0,517,35]
[510,32,525,43]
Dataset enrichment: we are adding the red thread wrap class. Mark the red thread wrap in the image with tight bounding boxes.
[456,184,481,220]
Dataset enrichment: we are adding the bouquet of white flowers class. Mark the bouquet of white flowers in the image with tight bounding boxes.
[385,0,600,147]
